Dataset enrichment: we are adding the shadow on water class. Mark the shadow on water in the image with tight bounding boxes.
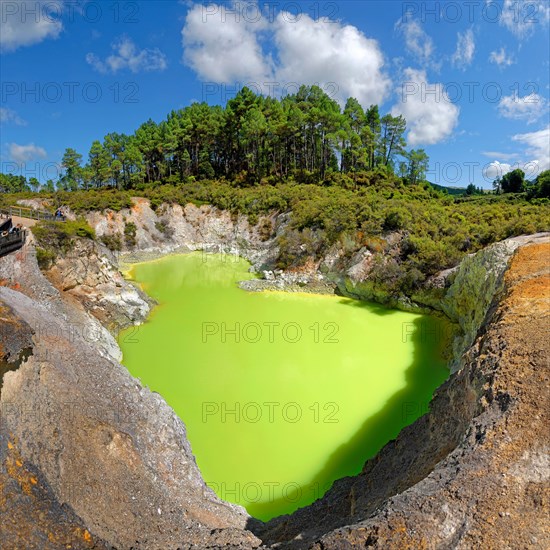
[335,297,397,316]
[246,312,450,521]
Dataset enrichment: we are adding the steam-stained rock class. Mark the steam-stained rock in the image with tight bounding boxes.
[0,300,33,397]
[45,238,153,333]
[0,242,122,362]
[85,199,280,271]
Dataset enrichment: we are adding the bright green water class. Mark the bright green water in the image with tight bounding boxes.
[119,253,449,521]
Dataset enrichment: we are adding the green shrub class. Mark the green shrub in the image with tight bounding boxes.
[32,219,94,250]
[383,207,411,231]
[124,221,137,247]
[100,234,122,251]
[65,219,96,239]
[363,235,386,254]
[35,248,56,270]
[258,218,274,241]
[277,228,325,269]
[339,232,359,254]
[31,218,95,267]
[323,172,355,189]
[154,220,174,238]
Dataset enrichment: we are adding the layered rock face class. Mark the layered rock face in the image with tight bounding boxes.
[0,244,122,363]
[44,238,153,333]
[0,208,548,549]
[85,199,280,270]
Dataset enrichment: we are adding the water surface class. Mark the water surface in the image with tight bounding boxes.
[119,253,449,520]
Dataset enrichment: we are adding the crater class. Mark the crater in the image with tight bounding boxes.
[118,253,450,521]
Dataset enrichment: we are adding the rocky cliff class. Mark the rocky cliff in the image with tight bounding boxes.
[86,198,280,270]
[0,203,548,549]
[45,238,154,333]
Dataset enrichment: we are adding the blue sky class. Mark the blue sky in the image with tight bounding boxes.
[1,0,549,187]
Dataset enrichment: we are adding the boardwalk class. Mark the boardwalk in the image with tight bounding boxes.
[0,205,65,257]
[0,205,64,223]
[10,215,37,228]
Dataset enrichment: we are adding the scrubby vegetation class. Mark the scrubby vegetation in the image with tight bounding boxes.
[32,219,95,269]
[99,233,122,251]
[9,171,548,291]
[123,221,137,247]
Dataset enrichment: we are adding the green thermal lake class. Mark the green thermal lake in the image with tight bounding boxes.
[119,253,449,520]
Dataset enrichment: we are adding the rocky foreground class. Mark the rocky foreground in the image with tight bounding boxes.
[0,202,548,549]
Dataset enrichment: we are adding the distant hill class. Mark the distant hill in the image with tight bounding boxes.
[428,182,467,196]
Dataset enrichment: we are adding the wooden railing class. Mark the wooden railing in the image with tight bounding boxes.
[0,205,65,222]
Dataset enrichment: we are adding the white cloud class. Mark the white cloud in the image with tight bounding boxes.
[512,125,550,173]
[482,161,513,181]
[87,37,167,74]
[182,3,272,83]
[273,13,391,106]
[498,92,547,124]
[0,0,63,52]
[499,0,550,40]
[9,143,47,163]
[451,29,475,69]
[481,151,519,161]
[483,126,550,180]
[181,4,391,106]
[0,108,27,126]
[488,47,515,67]
[395,19,435,67]
[392,68,460,146]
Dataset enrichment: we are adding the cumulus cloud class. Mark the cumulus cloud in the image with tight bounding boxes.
[512,125,550,173]
[181,3,391,106]
[499,0,550,40]
[392,68,459,146]
[273,13,391,106]
[488,47,515,67]
[0,107,27,126]
[483,126,550,180]
[182,2,272,83]
[395,19,435,67]
[482,161,513,181]
[9,142,47,163]
[498,92,547,124]
[0,0,63,52]
[451,29,475,69]
[86,37,167,74]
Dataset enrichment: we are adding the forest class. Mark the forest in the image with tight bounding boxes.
[3,85,431,191]
[2,85,548,199]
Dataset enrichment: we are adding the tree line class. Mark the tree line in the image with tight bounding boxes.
[2,84,548,198]
[50,85,429,190]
